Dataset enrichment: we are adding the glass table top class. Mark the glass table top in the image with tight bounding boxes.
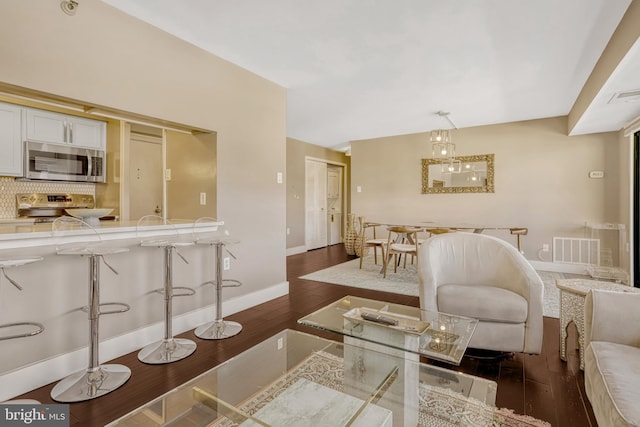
[107,329,496,427]
[298,296,478,365]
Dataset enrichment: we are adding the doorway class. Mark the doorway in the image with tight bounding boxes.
[305,158,346,250]
[129,131,163,220]
[121,123,217,222]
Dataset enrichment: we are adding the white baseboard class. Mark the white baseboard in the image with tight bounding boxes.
[0,281,289,401]
[286,246,307,256]
[528,260,589,275]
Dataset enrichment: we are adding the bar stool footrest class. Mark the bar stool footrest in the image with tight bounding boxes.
[81,302,131,315]
[0,322,44,341]
[152,286,196,297]
[222,279,242,288]
[173,286,196,297]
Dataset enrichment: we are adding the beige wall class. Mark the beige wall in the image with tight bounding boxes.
[0,0,286,375]
[166,130,217,220]
[0,0,286,287]
[286,137,350,249]
[351,116,622,260]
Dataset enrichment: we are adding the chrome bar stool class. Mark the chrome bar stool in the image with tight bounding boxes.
[0,257,45,341]
[193,218,242,340]
[1,257,44,405]
[137,215,197,364]
[50,217,131,403]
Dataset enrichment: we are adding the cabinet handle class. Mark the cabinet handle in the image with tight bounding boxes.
[64,120,68,143]
[69,122,73,144]
[86,152,93,178]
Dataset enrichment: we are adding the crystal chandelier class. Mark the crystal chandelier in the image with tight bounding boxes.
[430,111,457,163]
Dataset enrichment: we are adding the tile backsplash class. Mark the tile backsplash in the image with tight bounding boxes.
[0,176,94,219]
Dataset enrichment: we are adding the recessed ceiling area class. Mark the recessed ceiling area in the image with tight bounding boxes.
[101,0,639,149]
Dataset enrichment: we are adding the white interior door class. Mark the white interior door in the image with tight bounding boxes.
[129,133,163,220]
[305,159,328,250]
[327,166,343,245]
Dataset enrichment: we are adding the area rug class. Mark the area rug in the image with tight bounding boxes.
[300,256,565,318]
[209,350,550,427]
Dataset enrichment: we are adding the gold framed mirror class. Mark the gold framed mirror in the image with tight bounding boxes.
[421,154,495,194]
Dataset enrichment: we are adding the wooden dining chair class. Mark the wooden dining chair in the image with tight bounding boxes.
[359,221,386,269]
[383,226,422,278]
[510,227,528,253]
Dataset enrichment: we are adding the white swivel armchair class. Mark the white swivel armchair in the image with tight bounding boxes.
[418,232,544,354]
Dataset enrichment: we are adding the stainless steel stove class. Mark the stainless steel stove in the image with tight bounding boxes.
[16,193,95,223]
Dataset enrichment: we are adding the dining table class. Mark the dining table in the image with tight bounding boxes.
[365,222,524,235]
[420,223,523,234]
[367,222,527,276]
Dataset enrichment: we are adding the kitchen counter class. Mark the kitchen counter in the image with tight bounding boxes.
[0,217,226,401]
[0,219,223,249]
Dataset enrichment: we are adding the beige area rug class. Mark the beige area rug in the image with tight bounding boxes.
[210,350,551,427]
[300,255,567,318]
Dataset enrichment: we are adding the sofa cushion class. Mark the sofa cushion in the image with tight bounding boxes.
[586,341,640,427]
[437,284,528,323]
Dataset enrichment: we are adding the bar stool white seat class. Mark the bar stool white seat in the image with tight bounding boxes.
[137,215,197,364]
[49,217,131,403]
[193,218,242,340]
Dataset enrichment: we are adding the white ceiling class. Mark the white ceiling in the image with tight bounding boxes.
[102,0,639,150]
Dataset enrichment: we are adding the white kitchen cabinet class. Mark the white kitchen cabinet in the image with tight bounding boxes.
[25,108,66,144]
[0,102,24,176]
[68,115,106,150]
[26,108,105,150]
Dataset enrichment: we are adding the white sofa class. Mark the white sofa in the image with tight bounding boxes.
[418,232,544,354]
[584,289,640,427]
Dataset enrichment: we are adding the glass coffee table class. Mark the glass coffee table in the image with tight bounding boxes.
[298,295,478,365]
[108,329,496,427]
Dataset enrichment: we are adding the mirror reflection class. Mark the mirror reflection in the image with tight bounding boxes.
[422,154,495,194]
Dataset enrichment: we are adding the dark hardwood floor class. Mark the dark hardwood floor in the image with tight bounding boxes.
[16,244,597,426]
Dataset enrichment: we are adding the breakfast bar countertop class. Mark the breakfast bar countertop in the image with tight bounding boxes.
[0,219,224,250]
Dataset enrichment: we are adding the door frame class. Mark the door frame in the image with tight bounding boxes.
[327,164,344,245]
[304,156,348,250]
[633,130,640,287]
[122,126,165,221]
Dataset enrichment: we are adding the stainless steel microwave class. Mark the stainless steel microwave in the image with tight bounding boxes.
[24,140,106,183]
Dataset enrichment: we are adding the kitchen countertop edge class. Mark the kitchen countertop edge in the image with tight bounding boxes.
[0,220,224,250]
